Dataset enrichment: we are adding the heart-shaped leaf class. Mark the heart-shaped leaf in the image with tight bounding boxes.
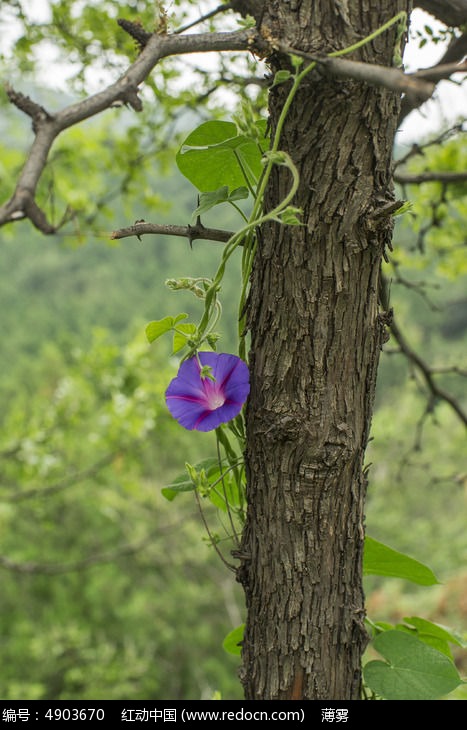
[176,121,267,192]
[364,630,462,700]
[145,313,188,344]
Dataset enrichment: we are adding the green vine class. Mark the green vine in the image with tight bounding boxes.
[147,11,464,699]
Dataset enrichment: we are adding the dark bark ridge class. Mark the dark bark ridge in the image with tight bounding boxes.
[239,1,407,700]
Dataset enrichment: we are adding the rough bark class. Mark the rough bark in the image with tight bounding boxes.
[238,1,408,700]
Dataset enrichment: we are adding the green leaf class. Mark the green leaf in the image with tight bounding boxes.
[161,458,219,501]
[279,205,303,225]
[364,630,462,700]
[161,473,195,502]
[176,121,267,192]
[172,323,197,354]
[290,54,304,69]
[236,14,256,29]
[363,536,439,585]
[403,616,466,648]
[192,185,249,221]
[223,624,244,656]
[145,314,188,344]
[394,624,452,658]
[229,186,250,202]
[366,620,394,637]
[272,70,292,87]
[207,471,242,513]
[392,200,413,216]
[397,616,466,658]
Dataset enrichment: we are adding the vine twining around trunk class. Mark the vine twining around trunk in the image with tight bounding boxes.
[144,10,463,700]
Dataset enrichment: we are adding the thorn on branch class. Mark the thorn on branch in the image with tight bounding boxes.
[188,215,205,249]
[134,219,145,241]
[5,83,52,132]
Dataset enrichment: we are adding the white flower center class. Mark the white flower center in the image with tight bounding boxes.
[207,392,225,410]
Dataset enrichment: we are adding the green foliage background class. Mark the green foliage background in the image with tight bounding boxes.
[0,0,465,700]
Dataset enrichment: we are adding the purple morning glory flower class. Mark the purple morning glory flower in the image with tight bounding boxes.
[165,352,250,432]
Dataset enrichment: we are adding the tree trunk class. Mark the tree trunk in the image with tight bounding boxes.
[238,1,408,700]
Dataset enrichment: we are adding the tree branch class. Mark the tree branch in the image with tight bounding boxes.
[117,18,153,48]
[437,33,467,66]
[390,317,467,425]
[0,453,116,503]
[0,27,262,233]
[402,0,467,123]
[394,170,467,184]
[0,529,168,575]
[380,276,467,427]
[390,262,441,311]
[280,46,436,104]
[399,58,467,123]
[110,221,234,244]
[4,84,52,131]
[174,3,234,35]
[393,124,464,168]
[412,61,467,82]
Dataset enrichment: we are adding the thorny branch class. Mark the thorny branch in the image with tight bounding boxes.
[111,222,234,244]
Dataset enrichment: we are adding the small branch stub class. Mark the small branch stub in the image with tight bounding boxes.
[117,18,153,49]
[5,83,52,131]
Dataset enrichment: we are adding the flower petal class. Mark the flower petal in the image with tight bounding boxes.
[166,394,210,430]
[166,357,206,401]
